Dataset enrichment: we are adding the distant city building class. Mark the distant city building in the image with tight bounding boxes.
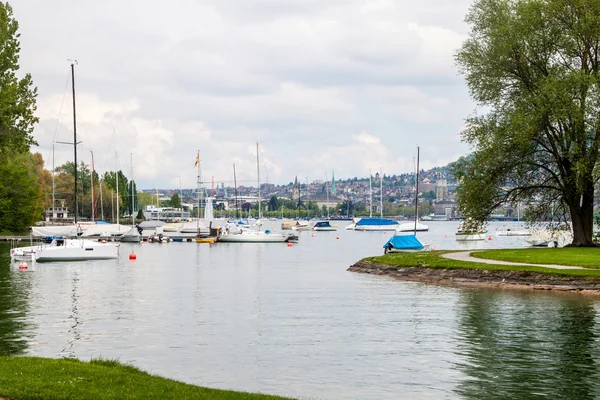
[436,179,449,202]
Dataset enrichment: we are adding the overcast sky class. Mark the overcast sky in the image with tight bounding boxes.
[12,0,475,189]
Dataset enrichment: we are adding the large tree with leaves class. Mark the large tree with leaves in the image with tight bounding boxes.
[0,2,40,232]
[0,2,38,153]
[455,0,600,246]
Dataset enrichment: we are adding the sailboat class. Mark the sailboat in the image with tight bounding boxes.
[383,147,431,253]
[496,203,530,236]
[345,169,400,231]
[179,150,209,236]
[120,153,141,243]
[218,143,295,243]
[11,63,119,262]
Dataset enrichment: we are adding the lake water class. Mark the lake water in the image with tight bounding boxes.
[1,221,599,399]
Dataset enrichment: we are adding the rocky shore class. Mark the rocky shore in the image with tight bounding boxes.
[348,259,600,295]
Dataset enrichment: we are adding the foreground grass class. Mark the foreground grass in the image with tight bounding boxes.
[0,357,294,400]
[370,250,600,277]
[470,247,600,268]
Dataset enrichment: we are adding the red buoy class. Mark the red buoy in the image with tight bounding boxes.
[287,242,293,247]
[336,236,340,240]
[129,253,137,260]
[18,262,28,270]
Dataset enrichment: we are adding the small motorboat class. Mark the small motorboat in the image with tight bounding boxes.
[312,221,337,231]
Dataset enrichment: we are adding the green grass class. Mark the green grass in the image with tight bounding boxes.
[0,356,295,400]
[470,248,600,269]
[369,251,600,277]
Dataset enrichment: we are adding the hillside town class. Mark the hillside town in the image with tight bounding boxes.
[139,165,519,222]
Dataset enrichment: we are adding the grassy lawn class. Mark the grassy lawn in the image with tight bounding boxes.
[470,248,600,269]
[370,251,600,277]
[0,357,294,400]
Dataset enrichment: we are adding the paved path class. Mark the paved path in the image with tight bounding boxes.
[441,251,587,270]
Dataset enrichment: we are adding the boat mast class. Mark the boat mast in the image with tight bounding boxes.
[52,141,55,214]
[90,150,95,221]
[99,180,104,221]
[131,153,134,228]
[256,142,261,220]
[326,173,329,219]
[196,150,200,235]
[233,164,239,219]
[369,170,372,218]
[71,61,79,223]
[380,167,383,218]
[115,152,119,225]
[414,146,420,236]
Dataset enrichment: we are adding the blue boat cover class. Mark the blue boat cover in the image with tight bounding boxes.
[383,234,424,250]
[356,218,397,226]
[313,221,332,228]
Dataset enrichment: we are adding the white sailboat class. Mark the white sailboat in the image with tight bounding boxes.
[218,142,294,243]
[120,153,141,243]
[10,63,119,262]
[384,147,431,253]
[346,169,400,231]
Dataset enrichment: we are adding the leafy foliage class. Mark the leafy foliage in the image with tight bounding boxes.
[455,0,600,246]
[0,2,38,154]
[0,151,42,233]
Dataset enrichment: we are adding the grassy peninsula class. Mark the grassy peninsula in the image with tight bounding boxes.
[349,248,600,294]
[0,357,293,400]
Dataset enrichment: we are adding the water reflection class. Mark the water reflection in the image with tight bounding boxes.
[58,271,80,358]
[455,290,600,399]
[0,247,32,355]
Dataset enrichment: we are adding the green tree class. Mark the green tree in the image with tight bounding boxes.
[455,0,600,246]
[102,170,128,216]
[268,195,279,211]
[0,2,38,153]
[0,2,40,231]
[0,151,42,233]
[170,193,182,209]
[136,208,145,221]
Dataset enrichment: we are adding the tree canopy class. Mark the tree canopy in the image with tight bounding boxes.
[0,2,40,232]
[454,0,600,246]
[0,2,38,154]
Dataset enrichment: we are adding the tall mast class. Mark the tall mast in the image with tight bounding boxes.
[233,164,239,219]
[256,142,261,219]
[414,146,420,235]
[380,167,383,218]
[196,150,200,234]
[71,61,79,223]
[90,150,95,221]
[369,170,372,218]
[326,173,329,218]
[131,153,134,228]
[115,152,119,225]
[52,141,55,212]
[99,180,104,221]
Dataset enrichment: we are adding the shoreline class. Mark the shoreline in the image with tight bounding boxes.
[348,259,600,295]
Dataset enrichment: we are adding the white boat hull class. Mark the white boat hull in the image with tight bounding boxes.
[12,239,119,262]
[385,243,432,253]
[218,231,293,243]
[455,232,487,241]
[496,229,530,236]
[346,224,398,231]
[395,222,429,232]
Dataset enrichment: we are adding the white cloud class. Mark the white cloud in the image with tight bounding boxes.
[13,0,475,188]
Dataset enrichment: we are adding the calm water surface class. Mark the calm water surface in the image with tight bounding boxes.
[1,221,599,399]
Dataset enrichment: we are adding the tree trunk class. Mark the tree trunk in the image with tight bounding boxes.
[568,184,596,247]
